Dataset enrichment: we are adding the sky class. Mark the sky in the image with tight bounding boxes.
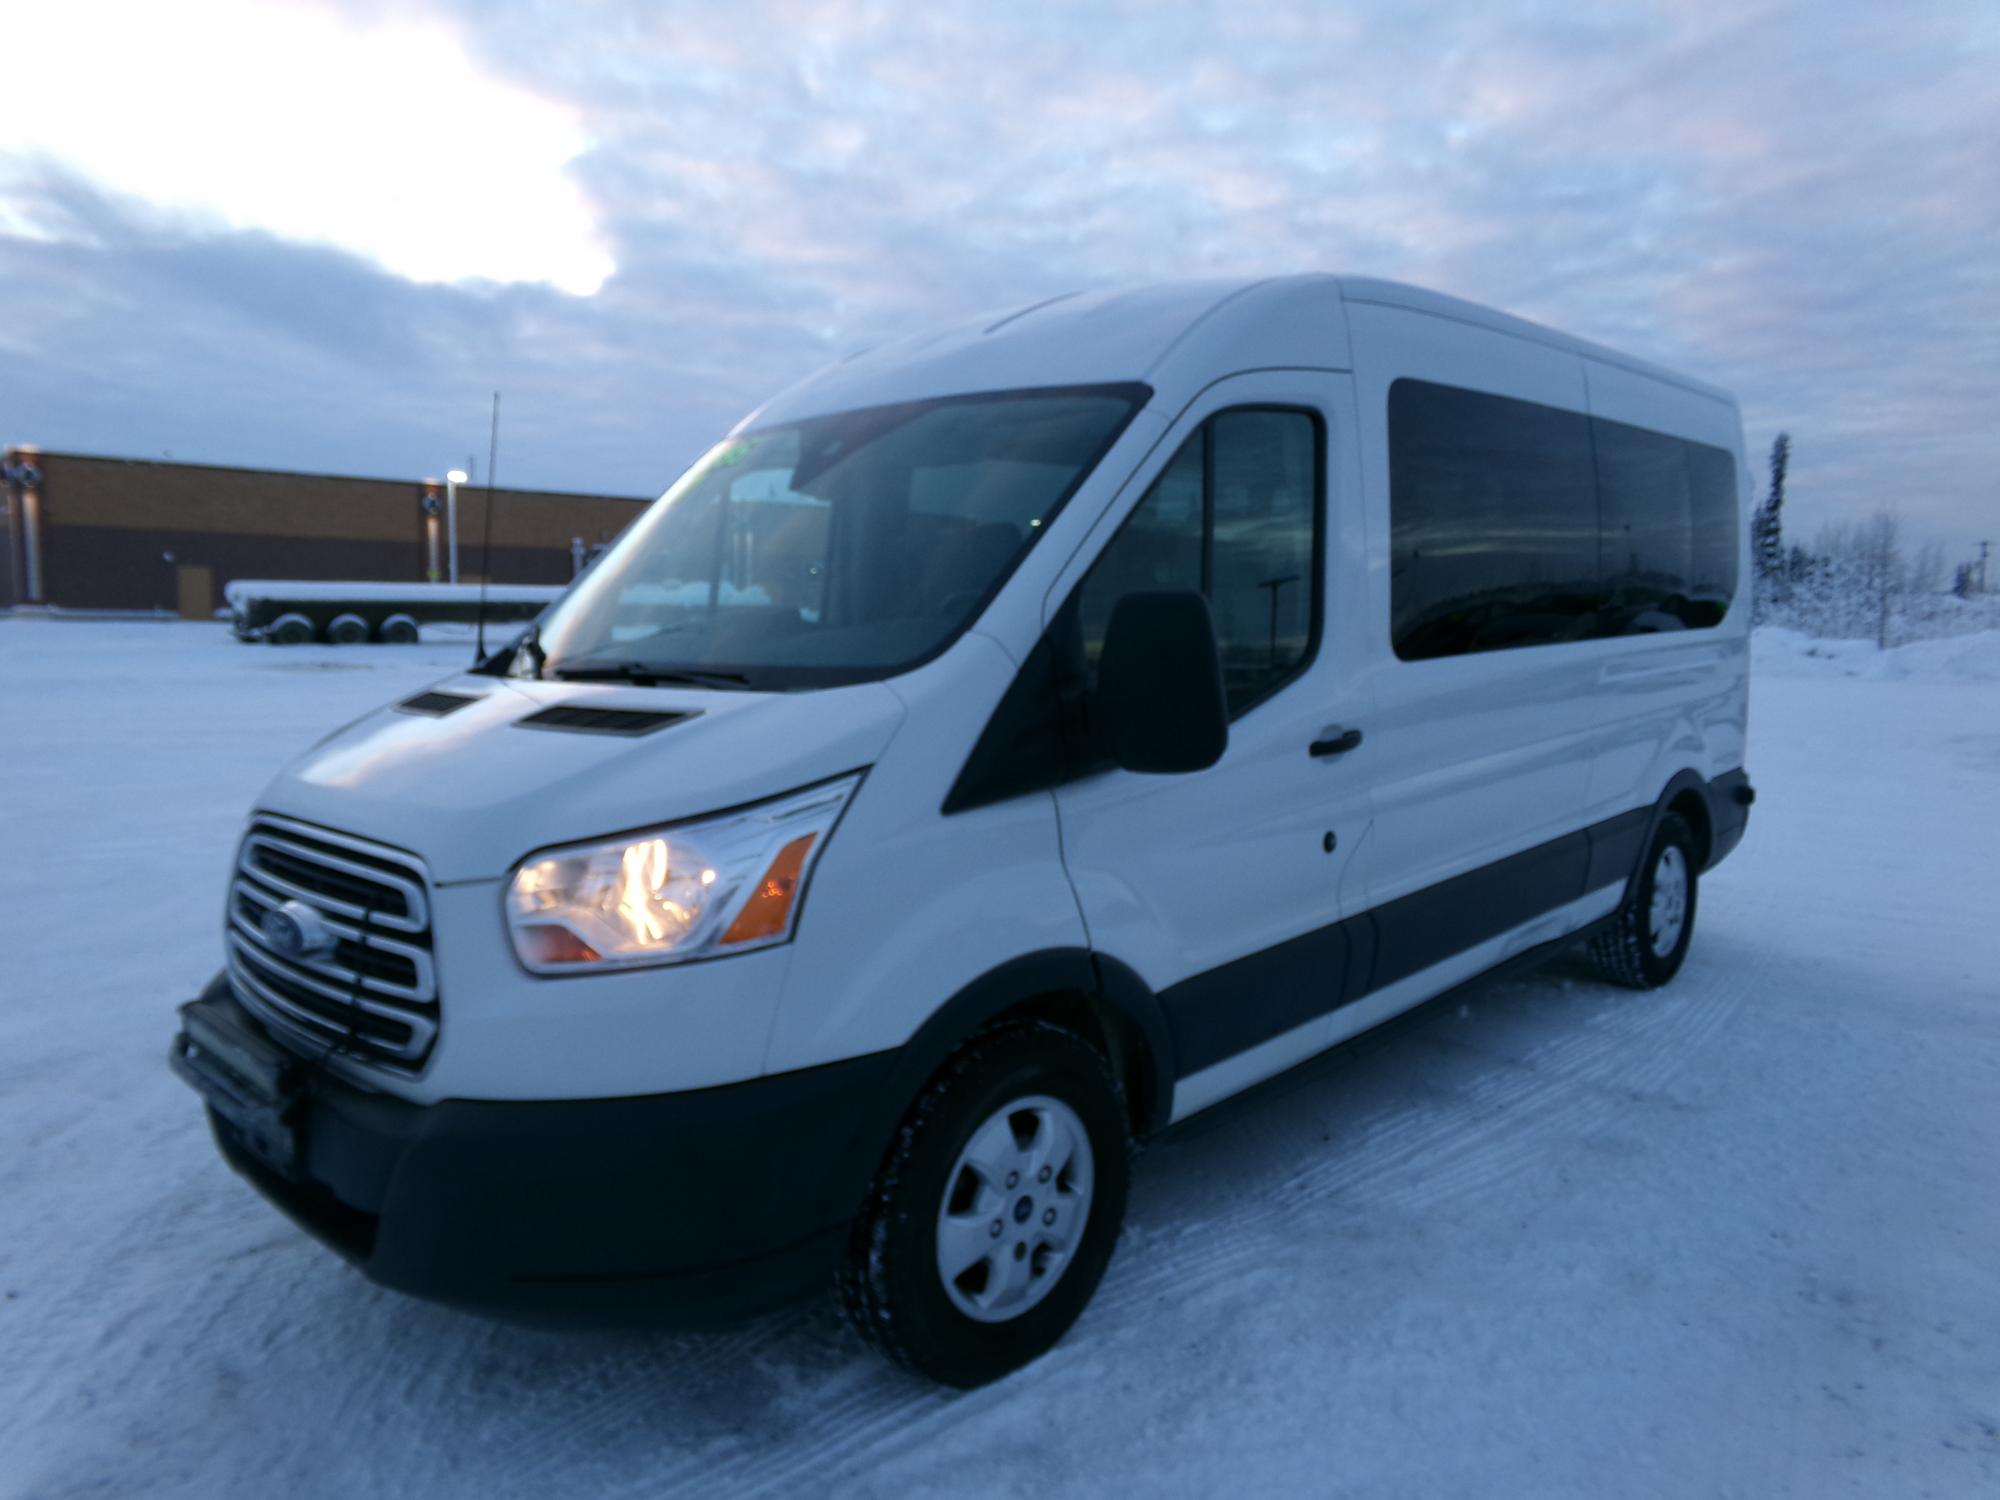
[1,0,1994,553]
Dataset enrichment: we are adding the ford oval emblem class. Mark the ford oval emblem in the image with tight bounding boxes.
[262,899,335,960]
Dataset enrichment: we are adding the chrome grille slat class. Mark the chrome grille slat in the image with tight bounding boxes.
[228,934,434,1031]
[230,883,434,1000]
[227,815,439,1071]
[239,826,430,933]
[229,949,437,1064]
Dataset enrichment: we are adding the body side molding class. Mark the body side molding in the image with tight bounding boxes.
[1156,773,1749,1096]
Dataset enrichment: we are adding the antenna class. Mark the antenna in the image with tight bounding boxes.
[474,391,501,663]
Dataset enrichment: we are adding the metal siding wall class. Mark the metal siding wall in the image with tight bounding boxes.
[23,453,644,611]
[38,528,419,612]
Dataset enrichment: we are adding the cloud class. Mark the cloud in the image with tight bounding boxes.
[0,0,1994,548]
[0,0,612,294]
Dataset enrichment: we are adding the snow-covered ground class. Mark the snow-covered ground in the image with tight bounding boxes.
[2,618,1995,1498]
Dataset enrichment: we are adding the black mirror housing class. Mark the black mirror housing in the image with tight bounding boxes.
[1097,590,1229,774]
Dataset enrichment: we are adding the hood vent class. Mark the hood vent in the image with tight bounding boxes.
[397,690,484,717]
[515,705,695,737]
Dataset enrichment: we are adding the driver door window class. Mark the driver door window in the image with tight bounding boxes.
[1074,407,1321,718]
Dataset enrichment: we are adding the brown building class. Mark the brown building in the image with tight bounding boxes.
[0,447,648,617]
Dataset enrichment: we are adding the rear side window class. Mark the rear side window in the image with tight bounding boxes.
[1074,407,1321,717]
[1682,441,1741,621]
[1389,379,1739,659]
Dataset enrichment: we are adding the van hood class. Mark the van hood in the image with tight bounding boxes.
[257,675,907,883]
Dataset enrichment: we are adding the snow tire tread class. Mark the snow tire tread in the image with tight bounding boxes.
[839,1019,1128,1387]
[1591,811,1698,990]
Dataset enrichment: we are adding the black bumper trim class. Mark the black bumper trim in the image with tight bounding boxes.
[1707,767,1753,870]
[182,977,897,1328]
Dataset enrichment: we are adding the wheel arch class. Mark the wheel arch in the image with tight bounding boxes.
[888,950,1175,1141]
[1629,769,1713,897]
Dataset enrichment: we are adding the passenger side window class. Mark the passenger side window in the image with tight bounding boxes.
[1388,378,1741,658]
[1074,407,1320,718]
[1388,381,1599,659]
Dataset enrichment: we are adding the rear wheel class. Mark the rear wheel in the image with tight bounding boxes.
[377,613,421,644]
[325,612,370,645]
[841,1021,1129,1387]
[1591,811,1699,989]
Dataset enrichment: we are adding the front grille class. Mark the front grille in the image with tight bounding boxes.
[227,815,439,1070]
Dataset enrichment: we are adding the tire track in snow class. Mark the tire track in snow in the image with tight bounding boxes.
[1079,958,1751,1329]
[467,1316,811,1499]
[482,958,1755,1500]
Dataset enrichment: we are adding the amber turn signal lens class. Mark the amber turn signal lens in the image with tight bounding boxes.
[519,925,602,966]
[720,834,817,945]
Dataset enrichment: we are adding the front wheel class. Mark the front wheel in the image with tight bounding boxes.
[1591,811,1699,989]
[840,1021,1130,1387]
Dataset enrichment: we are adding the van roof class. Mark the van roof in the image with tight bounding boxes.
[1334,276,1735,405]
[742,274,1734,428]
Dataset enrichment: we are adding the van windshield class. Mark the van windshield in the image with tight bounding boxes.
[524,385,1147,690]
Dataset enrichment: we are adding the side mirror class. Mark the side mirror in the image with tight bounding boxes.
[1097,590,1228,774]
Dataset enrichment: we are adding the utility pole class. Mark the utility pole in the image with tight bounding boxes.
[445,469,468,584]
[1979,540,1991,594]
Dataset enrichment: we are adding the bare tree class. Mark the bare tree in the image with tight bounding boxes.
[1904,539,1947,597]
[1796,511,1903,648]
[1764,510,2000,646]
[1858,512,1902,651]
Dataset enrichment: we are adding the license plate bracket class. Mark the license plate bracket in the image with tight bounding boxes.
[170,994,306,1179]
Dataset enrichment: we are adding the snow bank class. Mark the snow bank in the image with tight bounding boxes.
[1754,624,2000,682]
[222,579,564,608]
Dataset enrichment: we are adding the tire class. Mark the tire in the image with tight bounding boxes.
[377,613,421,644]
[267,612,315,646]
[325,612,370,645]
[1591,811,1699,989]
[840,1021,1131,1388]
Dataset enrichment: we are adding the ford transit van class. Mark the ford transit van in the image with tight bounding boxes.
[171,275,1754,1387]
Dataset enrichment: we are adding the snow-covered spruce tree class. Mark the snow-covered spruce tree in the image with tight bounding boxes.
[1749,432,1791,621]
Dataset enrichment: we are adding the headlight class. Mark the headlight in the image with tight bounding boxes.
[505,773,861,974]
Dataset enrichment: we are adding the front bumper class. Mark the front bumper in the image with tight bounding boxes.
[173,976,898,1327]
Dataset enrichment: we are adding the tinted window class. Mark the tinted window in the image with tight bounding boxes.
[1076,407,1319,717]
[1683,441,1741,621]
[1595,418,1733,630]
[1388,379,1740,658]
[1210,411,1317,706]
[1389,381,1599,659]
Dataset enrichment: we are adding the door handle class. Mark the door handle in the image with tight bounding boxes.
[1310,726,1363,757]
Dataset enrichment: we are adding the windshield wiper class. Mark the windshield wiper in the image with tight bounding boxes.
[549,660,755,690]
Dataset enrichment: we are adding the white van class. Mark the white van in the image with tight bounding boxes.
[171,275,1754,1387]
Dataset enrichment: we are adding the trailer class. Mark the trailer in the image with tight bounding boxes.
[223,580,564,644]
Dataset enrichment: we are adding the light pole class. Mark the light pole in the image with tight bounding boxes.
[445,468,469,584]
